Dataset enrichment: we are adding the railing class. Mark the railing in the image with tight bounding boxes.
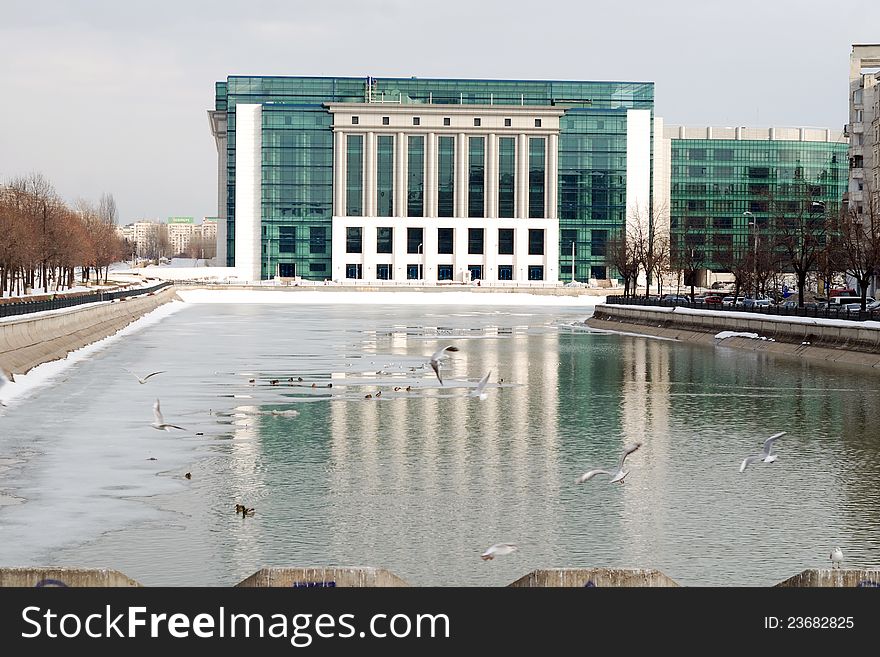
[0,281,172,319]
[604,295,880,322]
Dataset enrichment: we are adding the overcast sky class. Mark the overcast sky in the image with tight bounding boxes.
[1,0,878,223]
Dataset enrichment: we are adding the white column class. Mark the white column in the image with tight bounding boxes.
[396,131,407,218]
[234,104,262,282]
[517,133,529,219]
[365,131,376,217]
[486,133,498,218]
[454,221,469,281]
[334,130,346,217]
[457,132,468,217]
[625,109,652,236]
[485,219,498,282]
[514,225,528,281]
[547,133,558,220]
[425,132,437,218]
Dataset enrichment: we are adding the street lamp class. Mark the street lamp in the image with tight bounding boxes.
[743,211,757,297]
[571,238,576,283]
[417,242,423,282]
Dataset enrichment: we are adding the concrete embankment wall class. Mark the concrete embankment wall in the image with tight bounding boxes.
[587,304,880,368]
[0,286,178,378]
[508,568,679,587]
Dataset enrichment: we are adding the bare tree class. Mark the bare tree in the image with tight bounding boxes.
[607,229,639,297]
[837,192,880,310]
[770,188,829,308]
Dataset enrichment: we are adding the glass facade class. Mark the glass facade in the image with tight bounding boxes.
[468,136,485,218]
[669,139,848,271]
[528,137,546,219]
[438,136,455,218]
[498,137,516,218]
[407,136,424,217]
[377,135,394,217]
[218,75,654,278]
[346,134,363,216]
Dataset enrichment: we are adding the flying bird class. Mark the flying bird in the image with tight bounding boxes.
[576,442,643,484]
[469,371,492,401]
[151,398,186,432]
[481,543,519,561]
[429,345,459,385]
[739,432,786,472]
[830,547,844,569]
[124,368,165,384]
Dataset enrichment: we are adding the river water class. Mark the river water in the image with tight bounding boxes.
[1,301,879,586]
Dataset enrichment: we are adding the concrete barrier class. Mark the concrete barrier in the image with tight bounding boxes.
[0,567,141,587]
[587,304,880,368]
[0,286,178,378]
[775,569,880,587]
[236,567,409,587]
[508,568,679,587]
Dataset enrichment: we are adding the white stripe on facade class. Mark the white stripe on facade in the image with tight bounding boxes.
[234,104,262,281]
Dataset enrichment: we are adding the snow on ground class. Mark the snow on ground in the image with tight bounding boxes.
[0,301,185,407]
[176,288,605,307]
[714,331,764,340]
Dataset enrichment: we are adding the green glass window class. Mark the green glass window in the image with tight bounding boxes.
[438,228,454,255]
[529,137,545,218]
[407,227,423,254]
[498,228,514,255]
[346,134,363,216]
[591,229,607,256]
[278,225,295,253]
[309,226,326,254]
[408,136,424,217]
[438,136,455,218]
[498,137,516,218]
[377,135,394,217]
[468,137,485,218]
[528,228,544,255]
[346,226,362,254]
[468,227,484,255]
[377,227,393,254]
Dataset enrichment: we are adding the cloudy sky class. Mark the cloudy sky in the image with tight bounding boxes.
[0,0,877,223]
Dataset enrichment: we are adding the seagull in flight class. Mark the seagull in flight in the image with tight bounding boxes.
[481,543,518,561]
[469,371,492,401]
[151,399,186,431]
[739,432,786,472]
[125,368,165,384]
[830,547,844,569]
[575,442,643,484]
[429,345,459,385]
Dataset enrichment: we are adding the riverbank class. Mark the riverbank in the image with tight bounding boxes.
[0,285,179,380]
[587,303,880,368]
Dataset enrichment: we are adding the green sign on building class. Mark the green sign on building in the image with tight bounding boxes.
[167,216,194,224]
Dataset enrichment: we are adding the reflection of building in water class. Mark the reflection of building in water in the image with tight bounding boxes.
[618,338,671,562]
[327,327,559,578]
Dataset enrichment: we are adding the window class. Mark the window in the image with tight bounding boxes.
[376,264,392,280]
[528,229,544,256]
[310,226,326,254]
[407,264,420,280]
[377,135,394,216]
[438,227,454,255]
[562,229,576,253]
[688,149,706,160]
[590,230,607,257]
[377,227,393,254]
[351,116,359,125]
[528,265,544,281]
[278,226,295,254]
[382,116,390,125]
[345,263,362,279]
[412,117,420,126]
[529,137,545,218]
[437,264,454,281]
[474,118,481,127]
[443,117,451,126]
[309,262,326,273]
[438,136,455,218]
[498,137,516,217]
[468,228,484,255]
[687,166,708,177]
[714,217,733,229]
[468,265,483,280]
[590,266,606,279]
[346,227,362,254]
[278,263,295,277]
[407,136,425,217]
[498,228,514,255]
[407,227,423,254]
[346,135,364,216]
[498,265,513,280]
[534,118,542,128]
[468,136,485,217]
[714,149,733,161]
[504,118,511,127]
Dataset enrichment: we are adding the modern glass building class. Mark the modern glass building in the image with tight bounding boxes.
[667,126,848,282]
[208,76,659,282]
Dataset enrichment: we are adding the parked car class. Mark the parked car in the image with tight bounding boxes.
[703,295,723,305]
[742,297,772,308]
[721,296,736,307]
[867,300,880,311]
[661,294,691,305]
[830,295,875,307]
